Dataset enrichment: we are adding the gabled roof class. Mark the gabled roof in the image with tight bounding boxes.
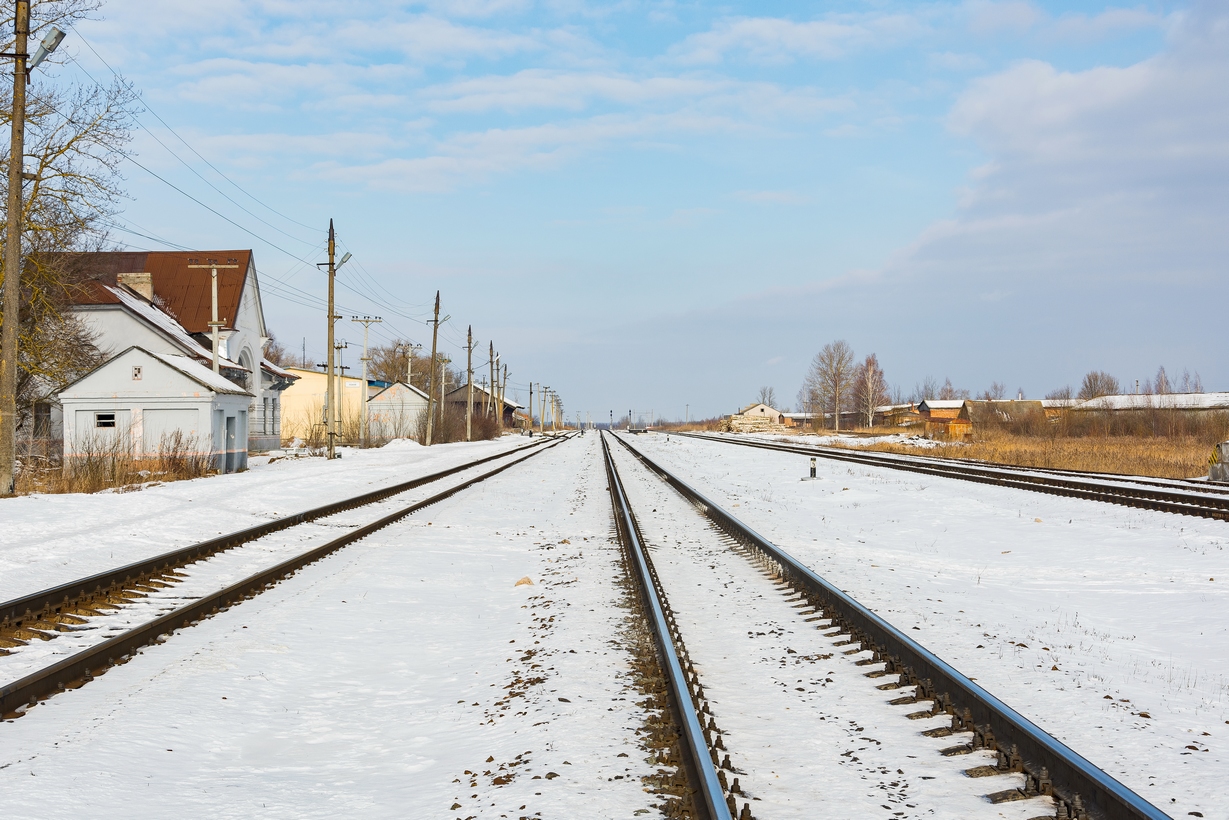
[918,399,966,410]
[77,282,247,371]
[370,381,429,401]
[740,403,781,415]
[446,383,524,409]
[60,346,251,397]
[261,359,297,380]
[58,250,255,334]
[1074,392,1229,411]
[149,351,252,395]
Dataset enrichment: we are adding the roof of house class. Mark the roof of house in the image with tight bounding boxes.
[149,351,252,395]
[917,399,966,410]
[740,403,781,415]
[61,346,251,397]
[370,382,429,401]
[446,383,524,409]
[261,359,297,380]
[78,282,247,371]
[1074,392,1229,411]
[59,250,254,334]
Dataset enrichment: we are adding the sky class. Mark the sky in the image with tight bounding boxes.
[46,0,1228,420]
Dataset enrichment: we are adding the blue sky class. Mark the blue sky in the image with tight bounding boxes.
[55,1,1226,419]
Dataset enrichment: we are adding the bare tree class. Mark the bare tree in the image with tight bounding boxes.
[756,385,777,408]
[264,332,289,367]
[1045,385,1073,401]
[937,378,969,400]
[1153,365,1171,395]
[909,375,940,403]
[804,340,855,431]
[3,5,138,439]
[1077,370,1120,400]
[979,381,1007,400]
[851,353,888,428]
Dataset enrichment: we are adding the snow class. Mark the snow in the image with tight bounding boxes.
[1075,392,1229,411]
[608,440,1041,818]
[630,432,1227,818]
[150,350,252,395]
[108,284,245,372]
[0,434,660,819]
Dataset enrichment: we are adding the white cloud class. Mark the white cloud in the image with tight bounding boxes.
[670,14,924,65]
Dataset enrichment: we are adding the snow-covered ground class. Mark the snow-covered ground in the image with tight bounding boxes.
[0,433,662,819]
[0,436,532,602]
[608,440,1040,819]
[626,432,1228,818]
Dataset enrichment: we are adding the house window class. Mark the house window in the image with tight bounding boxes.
[132,366,142,380]
[95,412,116,428]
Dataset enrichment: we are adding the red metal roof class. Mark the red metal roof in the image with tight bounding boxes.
[60,251,253,334]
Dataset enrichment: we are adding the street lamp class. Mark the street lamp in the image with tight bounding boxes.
[2,4,66,495]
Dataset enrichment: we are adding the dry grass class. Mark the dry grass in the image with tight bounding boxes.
[16,431,214,495]
[837,429,1217,479]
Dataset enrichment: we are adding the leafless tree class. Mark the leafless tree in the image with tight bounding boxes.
[979,381,1007,400]
[804,340,855,431]
[1077,371,1120,400]
[1153,366,1171,395]
[1045,385,1073,401]
[264,332,289,366]
[851,353,888,428]
[937,378,969,401]
[909,376,940,403]
[757,385,777,408]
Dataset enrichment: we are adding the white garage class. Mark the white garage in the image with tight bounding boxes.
[58,346,254,474]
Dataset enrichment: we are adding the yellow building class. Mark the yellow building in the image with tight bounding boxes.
[279,367,371,444]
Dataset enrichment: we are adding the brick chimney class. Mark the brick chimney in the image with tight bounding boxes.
[116,271,154,301]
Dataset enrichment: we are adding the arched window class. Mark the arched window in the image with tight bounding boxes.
[237,349,254,391]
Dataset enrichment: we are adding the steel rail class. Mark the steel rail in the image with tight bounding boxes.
[1,437,552,630]
[669,432,1229,521]
[1,434,571,720]
[612,432,1171,820]
[600,432,732,820]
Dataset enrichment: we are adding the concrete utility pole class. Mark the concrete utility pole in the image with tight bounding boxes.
[425,291,440,446]
[314,221,350,460]
[528,383,534,434]
[540,387,548,435]
[187,260,239,373]
[499,363,507,429]
[334,341,348,443]
[352,316,381,447]
[465,326,474,442]
[488,343,496,419]
[437,355,450,435]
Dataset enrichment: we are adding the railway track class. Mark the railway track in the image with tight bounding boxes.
[0,434,571,720]
[669,432,1229,521]
[603,431,1170,820]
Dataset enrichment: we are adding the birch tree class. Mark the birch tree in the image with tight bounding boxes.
[851,353,888,428]
[804,340,855,431]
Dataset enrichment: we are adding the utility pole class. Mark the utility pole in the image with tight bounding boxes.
[540,387,548,435]
[334,341,348,444]
[466,326,475,441]
[352,316,382,447]
[528,383,534,434]
[499,363,507,429]
[425,291,440,446]
[1,7,66,495]
[187,260,239,373]
[437,355,450,436]
[488,343,496,419]
[314,221,350,460]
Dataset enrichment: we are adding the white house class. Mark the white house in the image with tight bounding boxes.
[60,250,296,451]
[368,382,429,440]
[58,346,253,473]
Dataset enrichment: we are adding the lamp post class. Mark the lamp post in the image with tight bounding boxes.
[1,7,65,495]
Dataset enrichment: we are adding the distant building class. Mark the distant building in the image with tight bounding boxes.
[368,382,429,440]
[446,384,524,428]
[722,403,787,433]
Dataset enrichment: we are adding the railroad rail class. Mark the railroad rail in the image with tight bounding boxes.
[601,433,736,820]
[610,431,1170,820]
[1,437,551,635]
[670,431,1229,521]
[0,435,570,720]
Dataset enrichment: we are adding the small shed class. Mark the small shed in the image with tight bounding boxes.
[368,382,429,440]
[58,346,253,473]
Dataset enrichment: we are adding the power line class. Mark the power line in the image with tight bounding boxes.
[69,27,319,235]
